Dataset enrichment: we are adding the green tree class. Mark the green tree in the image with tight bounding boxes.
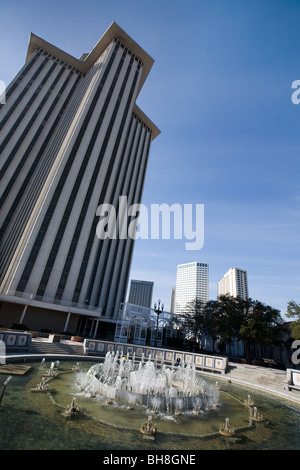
[286,301,300,340]
[202,300,222,353]
[217,295,250,355]
[182,299,206,351]
[239,300,285,359]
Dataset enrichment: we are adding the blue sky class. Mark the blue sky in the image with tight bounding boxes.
[1,0,299,317]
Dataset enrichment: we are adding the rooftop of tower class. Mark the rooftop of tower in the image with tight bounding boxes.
[26,21,160,140]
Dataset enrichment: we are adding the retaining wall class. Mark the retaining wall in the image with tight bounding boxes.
[83,339,228,374]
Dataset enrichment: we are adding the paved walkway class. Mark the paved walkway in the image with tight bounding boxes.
[222,362,300,405]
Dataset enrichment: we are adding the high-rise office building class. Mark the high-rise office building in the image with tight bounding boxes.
[0,22,159,336]
[218,268,249,300]
[127,280,154,308]
[174,262,209,314]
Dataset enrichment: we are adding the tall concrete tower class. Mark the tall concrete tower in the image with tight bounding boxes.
[0,22,159,337]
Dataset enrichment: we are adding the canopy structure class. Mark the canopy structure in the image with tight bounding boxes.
[114,303,183,347]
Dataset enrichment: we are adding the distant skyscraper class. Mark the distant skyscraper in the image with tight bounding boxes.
[218,268,249,300]
[174,262,209,314]
[127,280,154,308]
[170,287,175,313]
[0,22,159,336]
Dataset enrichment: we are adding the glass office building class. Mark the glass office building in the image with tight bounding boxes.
[174,262,209,314]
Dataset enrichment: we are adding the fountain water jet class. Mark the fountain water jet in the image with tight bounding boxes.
[78,351,219,415]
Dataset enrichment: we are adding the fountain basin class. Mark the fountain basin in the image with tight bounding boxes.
[0,358,300,450]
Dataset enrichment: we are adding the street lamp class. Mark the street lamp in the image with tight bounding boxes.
[154,299,164,347]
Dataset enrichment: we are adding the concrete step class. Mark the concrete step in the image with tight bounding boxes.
[226,363,286,391]
[30,338,84,356]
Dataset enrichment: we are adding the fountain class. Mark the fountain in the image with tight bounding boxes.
[31,377,48,393]
[79,351,220,415]
[64,396,80,417]
[251,406,264,422]
[244,394,255,407]
[43,362,56,377]
[219,417,235,437]
[0,375,12,405]
[140,415,157,440]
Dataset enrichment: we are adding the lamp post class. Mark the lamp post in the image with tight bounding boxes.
[154,299,164,347]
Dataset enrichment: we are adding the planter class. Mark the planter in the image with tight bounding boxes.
[49,334,62,343]
[71,336,83,342]
[25,331,38,338]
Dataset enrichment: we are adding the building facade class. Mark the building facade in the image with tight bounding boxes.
[174,262,209,314]
[217,267,249,300]
[0,22,159,337]
[127,280,154,308]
